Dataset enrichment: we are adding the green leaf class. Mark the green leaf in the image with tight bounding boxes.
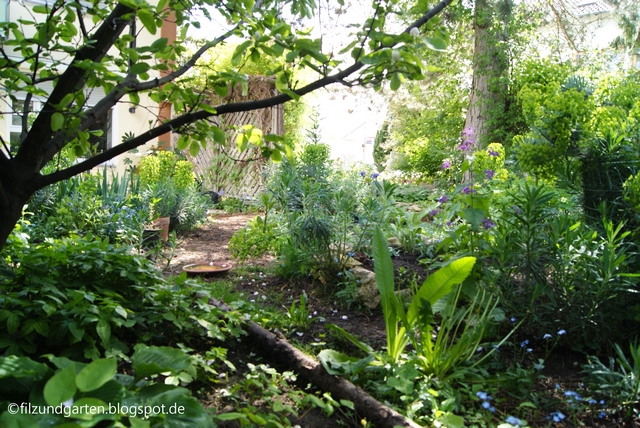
[76,358,116,392]
[150,37,168,51]
[69,397,108,420]
[423,37,447,51]
[407,257,476,326]
[96,319,111,343]
[212,126,226,144]
[138,9,157,35]
[130,62,150,75]
[44,365,76,406]
[129,92,141,106]
[51,112,64,131]
[231,40,253,66]
[189,141,200,157]
[461,208,486,230]
[132,345,191,379]
[390,73,401,91]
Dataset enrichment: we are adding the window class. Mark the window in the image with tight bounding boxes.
[9,99,41,153]
[8,99,112,157]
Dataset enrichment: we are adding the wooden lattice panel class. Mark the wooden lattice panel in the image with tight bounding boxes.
[186,78,284,200]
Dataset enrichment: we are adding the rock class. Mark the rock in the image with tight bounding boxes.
[388,237,402,248]
[352,267,381,309]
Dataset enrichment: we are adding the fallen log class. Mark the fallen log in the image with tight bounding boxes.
[210,298,422,428]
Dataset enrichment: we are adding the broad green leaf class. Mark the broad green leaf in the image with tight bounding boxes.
[150,37,168,51]
[461,207,486,230]
[96,319,111,343]
[69,398,108,420]
[44,365,76,406]
[115,306,127,319]
[423,37,447,51]
[189,141,200,157]
[76,358,116,392]
[130,62,150,75]
[212,126,226,144]
[407,257,476,326]
[138,9,157,35]
[132,345,191,379]
[51,112,64,131]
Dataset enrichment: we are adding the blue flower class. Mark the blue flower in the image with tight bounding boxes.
[520,339,529,348]
[588,399,597,405]
[510,317,517,322]
[505,415,523,426]
[370,172,379,179]
[543,333,552,339]
[564,390,582,401]
[347,252,355,257]
[359,171,366,177]
[557,329,566,335]
[550,411,565,422]
[476,391,490,400]
[599,399,605,405]
[599,411,607,418]
[482,401,491,409]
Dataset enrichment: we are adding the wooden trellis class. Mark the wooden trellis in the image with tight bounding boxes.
[186,77,284,199]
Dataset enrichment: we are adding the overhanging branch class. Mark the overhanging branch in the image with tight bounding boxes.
[40,0,455,187]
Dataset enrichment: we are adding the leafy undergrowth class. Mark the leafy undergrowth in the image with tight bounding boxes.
[183,261,640,428]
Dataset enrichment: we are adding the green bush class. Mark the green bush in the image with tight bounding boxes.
[0,234,227,360]
[0,346,214,427]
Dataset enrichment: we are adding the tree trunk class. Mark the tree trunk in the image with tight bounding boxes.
[210,298,422,428]
[464,0,510,147]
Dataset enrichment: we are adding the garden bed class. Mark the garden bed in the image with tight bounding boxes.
[166,212,637,428]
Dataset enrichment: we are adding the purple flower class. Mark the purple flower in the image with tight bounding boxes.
[482,218,496,229]
[462,186,476,195]
[370,172,379,179]
[488,148,500,157]
[485,169,495,180]
[441,160,451,169]
[462,127,474,138]
[359,171,366,177]
[513,205,522,215]
[458,140,475,152]
[438,195,449,203]
[429,209,439,217]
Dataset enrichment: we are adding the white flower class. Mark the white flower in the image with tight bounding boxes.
[410,27,420,37]
[341,315,348,320]
[392,49,400,62]
[254,31,262,39]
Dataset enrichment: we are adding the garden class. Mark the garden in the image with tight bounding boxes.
[2,58,640,428]
[2,0,640,423]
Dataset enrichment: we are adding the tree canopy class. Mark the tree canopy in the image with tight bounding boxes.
[0,0,455,249]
